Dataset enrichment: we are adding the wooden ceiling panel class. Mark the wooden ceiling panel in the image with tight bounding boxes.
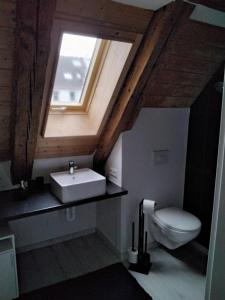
[158,53,221,75]
[55,0,153,34]
[0,69,12,87]
[0,0,15,162]
[36,137,98,159]
[0,114,11,155]
[172,14,225,42]
[150,69,209,86]
[1,86,12,99]
[143,15,225,107]
[0,28,15,50]
[165,39,225,63]
[0,48,14,69]
[0,1,16,28]
[146,82,203,98]
[143,95,194,107]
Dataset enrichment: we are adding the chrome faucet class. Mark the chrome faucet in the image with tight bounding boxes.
[69,161,78,175]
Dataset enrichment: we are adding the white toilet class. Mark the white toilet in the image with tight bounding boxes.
[147,205,201,249]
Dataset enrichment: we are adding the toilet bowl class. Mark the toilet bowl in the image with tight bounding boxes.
[148,206,201,250]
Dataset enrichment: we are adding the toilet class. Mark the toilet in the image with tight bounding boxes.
[147,205,201,250]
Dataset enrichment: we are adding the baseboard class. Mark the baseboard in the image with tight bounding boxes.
[16,228,96,253]
[149,240,159,249]
[17,226,159,258]
[95,229,122,259]
[95,229,159,261]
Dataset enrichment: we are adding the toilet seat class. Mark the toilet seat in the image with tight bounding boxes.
[153,207,201,233]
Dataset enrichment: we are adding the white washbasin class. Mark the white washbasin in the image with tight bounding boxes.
[50,168,106,203]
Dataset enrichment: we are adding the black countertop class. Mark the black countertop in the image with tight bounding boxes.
[0,182,127,221]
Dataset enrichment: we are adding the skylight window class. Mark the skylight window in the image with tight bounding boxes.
[43,30,133,138]
[50,33,106,111]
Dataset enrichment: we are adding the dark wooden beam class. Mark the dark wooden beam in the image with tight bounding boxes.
[55,0,153,35]
[94,0,195,171]
[11,0,56,183]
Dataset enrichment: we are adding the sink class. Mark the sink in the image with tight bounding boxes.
[50,168,106,203]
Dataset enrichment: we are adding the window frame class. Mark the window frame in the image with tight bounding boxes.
[41,20,141,139]
[50,32,110,113]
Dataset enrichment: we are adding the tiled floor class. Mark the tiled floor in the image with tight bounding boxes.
[17,233,120,294]
[130,245,207,300]
[17,233,207,300]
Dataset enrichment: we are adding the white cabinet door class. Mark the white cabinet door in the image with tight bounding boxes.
[0,251,17,300]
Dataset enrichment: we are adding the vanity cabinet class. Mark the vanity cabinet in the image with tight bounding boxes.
[0,225,18,300]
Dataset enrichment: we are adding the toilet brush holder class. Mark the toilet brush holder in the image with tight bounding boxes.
[129,253,151,275]
[128,248,138,264]
[129,201,152,275]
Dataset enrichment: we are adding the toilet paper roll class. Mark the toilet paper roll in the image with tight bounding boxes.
[143,199,156,216]
[128,248,138,264]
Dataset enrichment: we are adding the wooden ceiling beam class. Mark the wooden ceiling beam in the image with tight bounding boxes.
[11,0,56,184]
[55,0,153,35]
[93,0,195,171]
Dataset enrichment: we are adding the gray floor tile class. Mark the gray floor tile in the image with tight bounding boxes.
[17,233,206,300]
[17,233,120,293]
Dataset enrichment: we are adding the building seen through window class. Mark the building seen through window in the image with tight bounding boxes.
[51,33,98,107]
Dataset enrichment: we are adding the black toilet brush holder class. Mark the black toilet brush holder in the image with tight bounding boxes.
[129,200,151,275]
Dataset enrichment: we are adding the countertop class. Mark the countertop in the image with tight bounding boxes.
[0,182,128,221]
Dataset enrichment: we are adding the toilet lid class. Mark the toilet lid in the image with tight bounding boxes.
[154,207,201,232]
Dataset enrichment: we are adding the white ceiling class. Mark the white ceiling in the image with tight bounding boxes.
[112,0,174,10]
[190,4,225,29]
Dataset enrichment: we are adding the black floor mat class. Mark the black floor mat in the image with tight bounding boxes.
[17,263,152,300]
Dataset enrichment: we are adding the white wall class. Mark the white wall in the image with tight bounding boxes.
[121,108,190,253]
[96,197,122,253]
[0,155,93,190]
[9,204,96,249]
[97,137,123,253]
[0,155,97,249]
[32,155,93,183]
[97,108,190,255]
[105,136,123,187]
[0,161,18,191]
[0,108,190,253]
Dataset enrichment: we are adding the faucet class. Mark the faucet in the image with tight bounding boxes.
[69,161,78,175]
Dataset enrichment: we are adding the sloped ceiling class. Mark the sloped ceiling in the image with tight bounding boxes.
[112,0,174,10]
[190,4,225,28]
[0,0,225,182]
[142,12,225,107]
[94,0,225,167]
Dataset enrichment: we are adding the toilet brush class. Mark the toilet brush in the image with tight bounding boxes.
[132,222,135,251]
[128,222,138,264]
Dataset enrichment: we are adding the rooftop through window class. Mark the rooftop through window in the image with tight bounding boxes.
[51,33,99,109]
